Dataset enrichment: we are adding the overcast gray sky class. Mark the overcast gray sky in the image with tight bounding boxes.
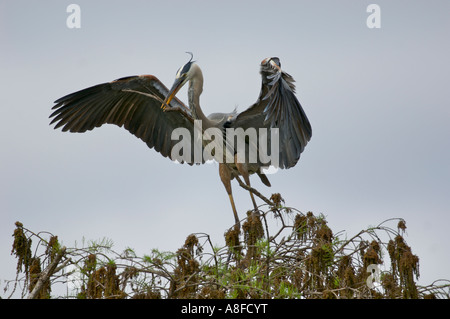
[1,0,449,295]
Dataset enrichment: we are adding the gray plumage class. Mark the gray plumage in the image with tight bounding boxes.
[49,56,312,226]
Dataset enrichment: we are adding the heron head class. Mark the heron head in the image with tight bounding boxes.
[261,57,281,70]
[162,53,196,107]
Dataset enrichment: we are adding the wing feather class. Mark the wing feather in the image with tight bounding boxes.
[50,75,202,164]
[231,58,312,169]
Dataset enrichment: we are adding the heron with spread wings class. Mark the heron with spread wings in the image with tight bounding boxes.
[50,54,312,227]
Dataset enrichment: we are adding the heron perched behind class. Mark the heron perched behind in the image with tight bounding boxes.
[50,54,312,227]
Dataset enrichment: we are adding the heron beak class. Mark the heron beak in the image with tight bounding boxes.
[161,77,186,109]
[269,59,281,71]
[261,57,281,72]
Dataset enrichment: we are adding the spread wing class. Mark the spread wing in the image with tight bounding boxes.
[50,75,204,164]
[230,58,312,169]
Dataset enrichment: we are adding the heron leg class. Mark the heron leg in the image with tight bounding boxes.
[219,163,240,229]
[235,156,259,215]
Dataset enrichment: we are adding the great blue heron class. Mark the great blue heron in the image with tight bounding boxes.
[50,55,312,227]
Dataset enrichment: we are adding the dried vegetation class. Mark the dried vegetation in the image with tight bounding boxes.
[4,194,450,299]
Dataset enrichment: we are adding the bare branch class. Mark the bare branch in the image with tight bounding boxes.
[28,247,66,299]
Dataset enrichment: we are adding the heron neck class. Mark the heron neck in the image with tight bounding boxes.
[188,71,212,128]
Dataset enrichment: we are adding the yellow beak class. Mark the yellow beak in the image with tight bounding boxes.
[161,77,186,109]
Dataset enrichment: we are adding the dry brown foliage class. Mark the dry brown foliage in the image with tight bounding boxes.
[4,194,450,299]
